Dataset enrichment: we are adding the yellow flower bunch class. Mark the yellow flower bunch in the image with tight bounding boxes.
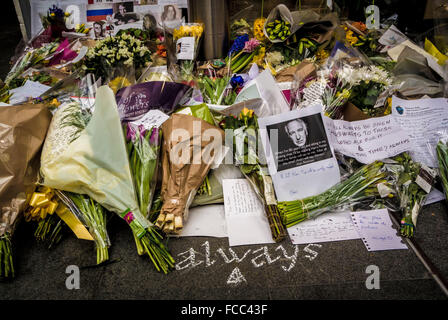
[75,23,90,34]
[336,88,351,100]
[240,107,254,119]
[253,18,267,41]
[173,24,204,40]
[345,29,358,45]
[316,49,329,61]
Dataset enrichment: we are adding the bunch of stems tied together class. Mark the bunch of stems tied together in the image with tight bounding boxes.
[278,161,387,228]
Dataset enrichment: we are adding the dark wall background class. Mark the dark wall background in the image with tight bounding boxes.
[0,1,22,80]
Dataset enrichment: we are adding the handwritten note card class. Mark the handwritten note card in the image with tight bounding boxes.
[223,179,275,247]
[324,115,411,164]
[130,109,170,130]
[350,209,408,251]
[288,211,361,244]
[9,80,51,105]
[392,96,448,168]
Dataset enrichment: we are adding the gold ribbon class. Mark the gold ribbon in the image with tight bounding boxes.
[25,186,60,222]
[55,205,94,241]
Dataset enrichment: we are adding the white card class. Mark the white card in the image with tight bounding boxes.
[288,211,361,244]
[223,179,275,247]
[258,104,341,201]
[172,204,227,238]
[130,109,170,130]
[176,37,195,60]
[350,209,408,251]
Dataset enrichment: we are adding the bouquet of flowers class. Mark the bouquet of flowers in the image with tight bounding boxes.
[124,123,162,220]
[38,5,72,42]
[155,114,224,234]
[81,33,152,82]
[4,42,59,87]
[291,63,352,119]
[0,104,52,279]
[39,87,174,273]
[391,153,433,238]
[221,108,286,242]
[230,19,252,41]
[227,36,262,74]
[171,23,204,80]
[343,22,379,57]
[340,64,394,117]
[278,161,391,228]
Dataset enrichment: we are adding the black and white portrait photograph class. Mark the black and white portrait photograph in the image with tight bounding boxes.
[266,113,333,172]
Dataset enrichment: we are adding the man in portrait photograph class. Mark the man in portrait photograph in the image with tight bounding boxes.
[284,118,308,148]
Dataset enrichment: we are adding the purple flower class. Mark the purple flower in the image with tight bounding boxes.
[126,123,137,142]
[138,124,147,139]
[150,128,159,145]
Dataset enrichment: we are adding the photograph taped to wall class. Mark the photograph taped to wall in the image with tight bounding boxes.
[86,1,185,38]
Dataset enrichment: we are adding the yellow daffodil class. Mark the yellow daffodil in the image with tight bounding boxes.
[345,30,358,45]
[240,107,254,119]
[49,98,61,108]
[316,49,329,61]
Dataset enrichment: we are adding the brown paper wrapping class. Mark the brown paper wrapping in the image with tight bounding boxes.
[342,102,371,122]
[276,61,317,83]
[157,114,224,233]
[0,104,52,236]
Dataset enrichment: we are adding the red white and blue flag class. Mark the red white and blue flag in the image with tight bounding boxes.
[86,4,114,22]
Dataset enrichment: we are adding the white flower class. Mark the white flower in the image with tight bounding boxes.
[124,57,133,66]
[265,51,284,66]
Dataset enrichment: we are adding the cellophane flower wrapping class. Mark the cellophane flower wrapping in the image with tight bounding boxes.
[40,85,174,273]
[389,153,433,238]
[124,123,162,220]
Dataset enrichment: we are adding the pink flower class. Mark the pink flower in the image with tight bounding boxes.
[242,38,260,53]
